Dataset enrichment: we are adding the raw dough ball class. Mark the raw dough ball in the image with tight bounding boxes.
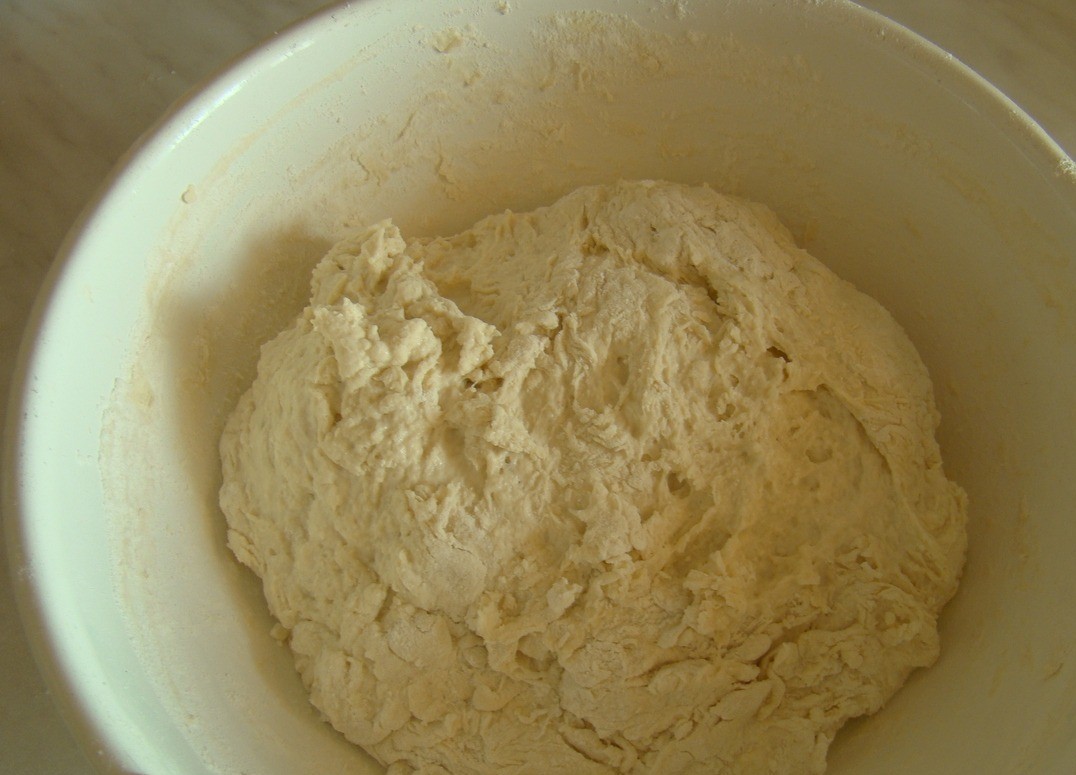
[220,181,967,774]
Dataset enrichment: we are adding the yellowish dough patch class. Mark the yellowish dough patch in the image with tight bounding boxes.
[220,181,967,774]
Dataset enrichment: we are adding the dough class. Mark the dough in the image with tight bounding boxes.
[219,181,967,774]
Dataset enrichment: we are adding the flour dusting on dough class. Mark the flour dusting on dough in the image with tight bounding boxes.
[220,181,967,774]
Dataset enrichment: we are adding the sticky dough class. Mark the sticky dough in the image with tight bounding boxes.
[219,181,967,774]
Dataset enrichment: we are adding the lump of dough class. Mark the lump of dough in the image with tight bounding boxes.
[219,180,967,774]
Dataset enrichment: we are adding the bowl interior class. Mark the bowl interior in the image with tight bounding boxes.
[8,0,1076,773]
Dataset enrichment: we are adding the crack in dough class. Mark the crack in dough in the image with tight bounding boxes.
[219,181,967,774]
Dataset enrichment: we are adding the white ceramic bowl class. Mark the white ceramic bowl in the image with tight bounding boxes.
[5,1,1075,773]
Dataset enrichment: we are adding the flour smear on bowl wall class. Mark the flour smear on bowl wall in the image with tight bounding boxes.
[40,1,1067,774]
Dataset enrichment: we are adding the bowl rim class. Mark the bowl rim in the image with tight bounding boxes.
[2,0,1074,772]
